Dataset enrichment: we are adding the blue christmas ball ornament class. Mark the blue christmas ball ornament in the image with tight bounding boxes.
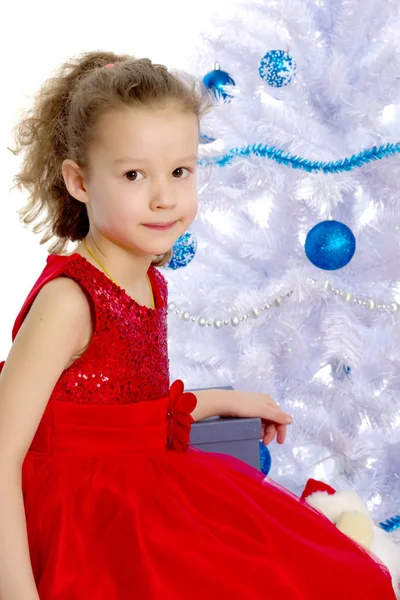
[259,50,297,87]
[259,441,272,476]
[168,230,197,270]
[203,62,235,102]
[305,220,356,271]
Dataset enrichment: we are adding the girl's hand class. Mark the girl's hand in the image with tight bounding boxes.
[229,391,293,446]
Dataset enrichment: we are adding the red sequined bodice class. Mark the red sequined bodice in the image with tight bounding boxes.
[3,253,170,404]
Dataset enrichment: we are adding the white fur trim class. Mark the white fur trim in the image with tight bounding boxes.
[306,490,370,523]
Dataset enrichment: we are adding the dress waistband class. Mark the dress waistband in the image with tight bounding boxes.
[27,381,197,458]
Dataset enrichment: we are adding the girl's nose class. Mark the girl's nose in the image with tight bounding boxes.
[151,184,177,209]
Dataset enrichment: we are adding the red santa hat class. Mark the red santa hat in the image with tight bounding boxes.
[301,478,336,500]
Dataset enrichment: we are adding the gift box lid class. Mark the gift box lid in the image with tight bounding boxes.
[190,416,262,444]
[189,386,261,444]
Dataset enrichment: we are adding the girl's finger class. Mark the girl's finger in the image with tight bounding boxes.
[262,421,273,437]
[262,407,293,425]
[262,423,277,445]
[276,424,287,445]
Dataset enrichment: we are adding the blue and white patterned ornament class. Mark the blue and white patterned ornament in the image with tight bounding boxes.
[203,62,235,102]
[305,220,356,271]
[259,441,272,475]
[259,50,297,88]
[168,230,197,270]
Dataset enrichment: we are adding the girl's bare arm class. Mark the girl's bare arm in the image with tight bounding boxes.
[0,277,92,599]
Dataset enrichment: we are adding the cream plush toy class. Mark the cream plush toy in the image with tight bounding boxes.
[301,479,400,598]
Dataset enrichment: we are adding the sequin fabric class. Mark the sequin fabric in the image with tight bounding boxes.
[31,254,169,404]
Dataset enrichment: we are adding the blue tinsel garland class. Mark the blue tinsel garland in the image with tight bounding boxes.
[198,142,400,173]
[379,514,400,533]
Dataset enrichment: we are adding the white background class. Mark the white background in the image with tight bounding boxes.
[0,0,235,355]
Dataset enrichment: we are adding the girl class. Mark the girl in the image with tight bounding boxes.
[0,51,395,600]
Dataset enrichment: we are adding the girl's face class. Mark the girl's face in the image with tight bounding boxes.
[81,104,199,259]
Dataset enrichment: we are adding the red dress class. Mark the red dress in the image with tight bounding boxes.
[0,253,395,599]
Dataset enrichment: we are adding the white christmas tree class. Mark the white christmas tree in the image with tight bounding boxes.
[166,0,400,526]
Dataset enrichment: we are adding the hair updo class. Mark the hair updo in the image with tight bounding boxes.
[13,50,211,263]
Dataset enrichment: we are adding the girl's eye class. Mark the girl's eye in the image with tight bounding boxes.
[125,171,144,182]
[172,167,191,179]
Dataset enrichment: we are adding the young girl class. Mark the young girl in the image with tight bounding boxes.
[0,51,395,600]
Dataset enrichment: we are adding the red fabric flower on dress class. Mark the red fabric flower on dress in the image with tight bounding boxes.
[167,380,197,452]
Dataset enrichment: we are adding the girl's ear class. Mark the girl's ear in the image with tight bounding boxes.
[62,159,88,204]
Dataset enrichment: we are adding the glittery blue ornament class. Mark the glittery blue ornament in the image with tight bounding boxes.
[305,220,356,271]
[259,50,297,88]
[259,441,272,475]
[168,230,197,270]
[203,62,235,102]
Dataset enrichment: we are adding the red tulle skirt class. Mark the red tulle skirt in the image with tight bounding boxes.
[22,386,395,599]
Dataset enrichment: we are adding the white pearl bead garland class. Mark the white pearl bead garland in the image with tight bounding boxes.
[167,290,293,328]
[168,278,399,328]
[322,280,399,312]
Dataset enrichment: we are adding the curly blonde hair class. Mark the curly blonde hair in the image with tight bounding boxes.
[13,50,211,264]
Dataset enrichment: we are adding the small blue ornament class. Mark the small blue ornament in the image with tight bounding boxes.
[200,134,216,144]
[379,514,400,533]
[333,361,352,381]
[168,230,197,270]
[203,62,235,102]
[259,441,272,475]
[305,220,356,271]
[259,50,297,88]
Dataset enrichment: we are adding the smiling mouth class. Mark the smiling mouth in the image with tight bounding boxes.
[142,222,177,230]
